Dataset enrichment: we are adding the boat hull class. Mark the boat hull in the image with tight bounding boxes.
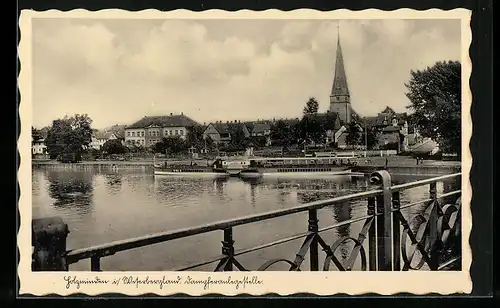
[239,168,352,179]
[154,167,230,178]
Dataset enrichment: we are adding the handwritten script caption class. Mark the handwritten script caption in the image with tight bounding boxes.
[64,275,264,291]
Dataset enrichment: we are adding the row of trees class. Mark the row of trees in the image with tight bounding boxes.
[270,97,380,149]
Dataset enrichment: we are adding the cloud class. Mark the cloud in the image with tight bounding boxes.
[31,18,461,129]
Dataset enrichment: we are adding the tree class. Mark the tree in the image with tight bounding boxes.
[270,120,292,147]
[345,122,362,146]
[156,137,188,154]
[229,124,248,150]
[405,60,461,155]
[251,136,268,148]
[186,125,205,149]
[101,139,126,155]
[366,129,378,150]
[303,97,319,115]
[297,115,324,145]
[44,114,93,158]
[32,127,43,141]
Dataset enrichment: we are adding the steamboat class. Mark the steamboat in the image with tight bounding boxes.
[153,158,230,178]
[237,156,356,179]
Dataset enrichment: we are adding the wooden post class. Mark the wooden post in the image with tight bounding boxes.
[32,217,69,271]
[371,170,393,271]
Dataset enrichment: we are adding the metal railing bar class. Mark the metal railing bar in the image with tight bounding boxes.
[66,189,384,262]
[398,198,432,211]
[396,190,461,211]
[175,255,226,271]
[437,257,461,270]
[390,173,461,192]
[65,173,461,265]
[439,190,462,198]
[317,215,374,233]
[158,215,375,271]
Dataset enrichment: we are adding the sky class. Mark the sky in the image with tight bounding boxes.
[31,18,461,129]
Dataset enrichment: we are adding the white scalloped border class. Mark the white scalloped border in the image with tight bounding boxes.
[18,8,473,297]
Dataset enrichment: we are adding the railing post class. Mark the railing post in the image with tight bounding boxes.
[32,217,69,271]
[428,182,440,270]
[392,191,401,271]
[367,197,377,271]
[221,228,235,271]
[371,170,393,271]
[308,209,319,271]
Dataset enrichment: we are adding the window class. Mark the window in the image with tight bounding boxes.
[180,130,184,135]
[127,132,130,137]
[175,130,178,135]
[141,132,144,137]
[169,130,172,136]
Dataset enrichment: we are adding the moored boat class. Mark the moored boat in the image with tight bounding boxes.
[238,157,356,179]
[153,159,230,178]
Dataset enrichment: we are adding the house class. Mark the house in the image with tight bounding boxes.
[363,106,410,151]
[103,124,126,143]
[32,137,47,155]
[90,130,107,150]
[203,120,250,145]
[245,121,272,146]
[125,113,199,147]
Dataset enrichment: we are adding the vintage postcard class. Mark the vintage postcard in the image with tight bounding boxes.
[18,8,472,296]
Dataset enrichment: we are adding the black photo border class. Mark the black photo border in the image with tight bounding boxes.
[10,0,494,305]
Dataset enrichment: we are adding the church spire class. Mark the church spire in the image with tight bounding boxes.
[330,24,350,98]
[329,22,352,125]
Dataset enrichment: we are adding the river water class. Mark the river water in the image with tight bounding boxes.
[32,167,456,271]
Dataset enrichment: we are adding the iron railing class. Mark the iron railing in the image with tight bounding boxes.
[31,170,462,272]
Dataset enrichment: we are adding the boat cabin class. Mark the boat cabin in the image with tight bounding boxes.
[248,156,356,168]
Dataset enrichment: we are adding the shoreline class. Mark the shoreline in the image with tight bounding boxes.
[31,158,461,175]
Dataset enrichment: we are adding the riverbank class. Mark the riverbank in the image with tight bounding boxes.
[32,156,461,176]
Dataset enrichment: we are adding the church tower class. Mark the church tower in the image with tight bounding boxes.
[329,27,352,124]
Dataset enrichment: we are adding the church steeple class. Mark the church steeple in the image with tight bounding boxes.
[329,23,352,124]
[330,29,350,99]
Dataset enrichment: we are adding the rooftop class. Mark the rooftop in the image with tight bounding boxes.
[126,114,199,129]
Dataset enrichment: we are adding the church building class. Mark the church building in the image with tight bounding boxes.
[325,29,363,148]
[329,32,353,125]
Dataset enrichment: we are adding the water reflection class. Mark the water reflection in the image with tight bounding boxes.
[45,170,94,213]
[103,173,122,194]
[32,168,454,271]
[332,203,353,260]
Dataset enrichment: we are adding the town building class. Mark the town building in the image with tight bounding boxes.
[32,137,47,156]
[245,120,272,146]
[203,120,251,145]
[363,107,411,151]
[90,130,107,150]
[125,113,199,147]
